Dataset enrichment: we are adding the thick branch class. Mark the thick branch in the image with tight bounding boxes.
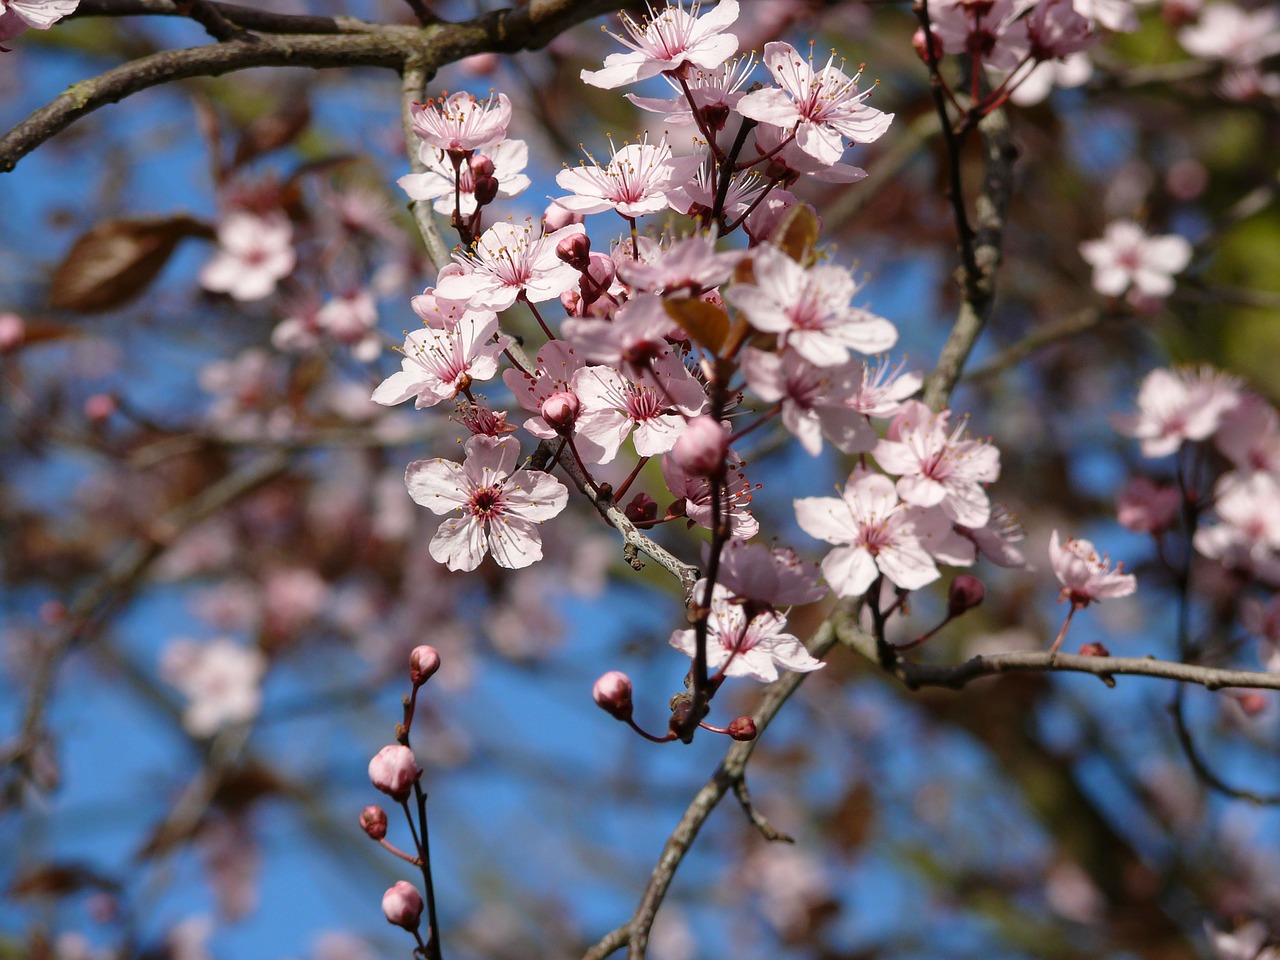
[75,0,357,34]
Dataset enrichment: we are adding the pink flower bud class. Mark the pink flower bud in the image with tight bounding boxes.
[540,391,580,433]
[912,27,943,63]
[542,202,583,232]
[671,416,729,477]
[469,154,495,178]
[473,175,500,207]
[592,670,633,720]
[947,575,986,618]
[84,393,117,425]
[1236,692,1269,717]
[0,312,24,353]
[360,805,388,840]
[624,492,658,528]
[1078,641,1110,657]
[556,233,591,271]
[382,881,424,931]
[584,252,615,291]
[560,289,584,316]
[368,744,422,802]
[727,716,757,741]
[409,645,441,686]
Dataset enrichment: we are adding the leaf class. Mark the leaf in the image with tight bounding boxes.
[49,215,215,313]
[7,862,119,899]
[773,202,820,264]
[664,298,730,354]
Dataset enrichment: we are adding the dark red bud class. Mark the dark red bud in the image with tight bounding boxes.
[360,805,388,840]
[409,645,441,686]
[556,233,591,271]
[473,175,500,207]
[624,492,659,528]
[947,575,985,618]
[592,671,633,721]
[469,154,495,178]
[1078,641,1110,657]
[727,717,757,741]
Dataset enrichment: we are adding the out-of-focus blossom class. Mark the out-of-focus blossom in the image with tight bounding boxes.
[1049,530,1137,606]
[160,637,268,737]
[405,435,568,571]
[1116,476,1181,533]
[1006,52,1093,105]
[1112,366,1241,457]
[582,0,740,89]
[1026,0,1097,59]
[408,92,511,154]
[926,0,1031,71]
[663,452,759,539]
[712,538,826,608]
[1205,920,1280,960]
[0,0,79,45]
[199,211,295,302]
[668,585,823,682]
[1179,4,1280,65]
[316,289,381,361]
[0,312,23,351]
[1079,219,1192,299]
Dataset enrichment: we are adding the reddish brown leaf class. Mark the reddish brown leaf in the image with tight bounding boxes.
[49,216,215,313]
[232,98,312,169]
[773,202,820,264]
[664,297,730,354]
[7,862,119,898]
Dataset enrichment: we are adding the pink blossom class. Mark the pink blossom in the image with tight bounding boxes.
[1079,220,1192,298]
[1112,366,1241,457]
[0,0,78,42]
[739,348,874,455]
[663,452,759,538]
[668,585,824,682]
[1116,476,1181,533]
[381,881,424,931]
[573,352,709,462]
[1179,4,1280,65]
[1072,0,1140,32]
[670,415,730,476]
[408,91,511,154]
[847,355,923,418]
[625,54,757,127]
[316,289,381,362]
[668,163,769,223]
[372,314,508,409]
[405,435,568,571]
[581,0,741,90]
[750,121,869,185]
[1049,530,1137,606]
[728,244,897,366]
[554,138,704,220]
[1026,0,1097,59]
[713,538,826,608]
[435,221,584,311]
[368,744,422,801]
[199,211,295,302]
[399,139,531,215]
[795,468,942,597]
[873,400,1001,528]
[592,670,634,718]
[736,41,893,165]
[1194,472,1280,577]
[958,503,1027,567]
[0,312,23,351]
[159,637,268,737]
[1215,392,1280,474]
[615,232,745,296]
[503,339,587,438]
[926,0,1032,71]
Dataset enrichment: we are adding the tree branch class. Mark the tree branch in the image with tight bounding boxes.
[74,0,357,34]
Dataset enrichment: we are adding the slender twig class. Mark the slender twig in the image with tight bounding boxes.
[1169,687,1280,805]
[400,60,453,272]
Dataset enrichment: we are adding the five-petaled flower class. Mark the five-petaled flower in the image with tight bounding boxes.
[581,0,741,90]
[409,91,512,156]
[554,137,704,221]
[1049,530,1137,608]
[405,435,568,571]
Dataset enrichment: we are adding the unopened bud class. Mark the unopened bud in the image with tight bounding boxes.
[1236,692,1269,717]
[592,670,633,721]
[727,716,757,741]
[624,492,659,528]
[556,233,591,271]
[542,202,584,232]
[360,805,388,840]
[540,391,580,432]
[947,575,985,618]
[84,393,117,425]
[560,289,584,317]
[911,27,943,63]
[382,881,424,931]
[469,154,495,178]
[473,175,500,207]
[584,252,616,292]
[409,645,441,686]
[1078,641,1110,657]
[368,744,422,802]
[671,416,730,477]
[701,102,730,132]
[0,312,24,353]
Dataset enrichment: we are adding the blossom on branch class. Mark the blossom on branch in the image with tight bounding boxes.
[554,138,704,220]
[435,220,584,311]
[1049,530,1137,607]
[668,585,823,682]
[160,637,267,738]
[405,435,568,571]
[408,91,512,155]
[199,211,295,302]
[1079,219,1192,299]
[372,313,508,409]
[399,139,531,216]
[581,0,741,90]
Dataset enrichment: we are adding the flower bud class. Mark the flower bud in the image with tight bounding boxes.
[0,313,24,353]
[368,744,422,802]
[671,416,730,477]
[727,716,757,741]
[540,391,580,433]
[382,881,424,931]
[542,202,584,232]
[560,288,584,317]
[469,154,495,179]
[947,575,986,618]
[701,102,731,132]
[1078,641,1110,657]
[580,253,616,305]
[360,805,388,840]
[624,492,659,528]
[556,232,591,271]
[473,175,500,207]
[84,393,117,425]
[592,670,633,721]
[1236,692,1269,717]
[409,645,441,686]
[911,27,944,63]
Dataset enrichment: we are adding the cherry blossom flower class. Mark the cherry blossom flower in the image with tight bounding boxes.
[958,503,1028,567]
[399,139,531,215]
[1204,921,1280,960]
[554,138,704,220]
[503,339,586,436]
[1005,52,1093,106]
[405,435,568,571]
[728,244,897,366]
[739,348,874,455]
[1179,4,1280,65]
[737,41,893,165]
[0,0,79,44]
[199,211,295,302]
[1049,530,1137,606]
[581,0,741,90]
[1079,220,1193,299]
[1194,472,1280,579]
[371,313,508,409]
[573,352,708,462]
[1215,392,1280,474]
[713,538,826,608]
[615,232,745,296]
[316,289,381,362]
[873,400,1001,528]
[668,585,823,682]
[1112,366,1241,457]
[1025,0,1097,60]
[750,121,869,184]
[1072,0,1140,32]
[926,0,1032,71]
[663,452,759,538]
[160,637,268,737]
[1116,476,1181,534]
[795,468,942,597]
[667,162,769,223]
[408,91,512,155]
[625,54,757,128]
[847,355,923,419]
[435,220,584,311]
[562,294,677,369]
